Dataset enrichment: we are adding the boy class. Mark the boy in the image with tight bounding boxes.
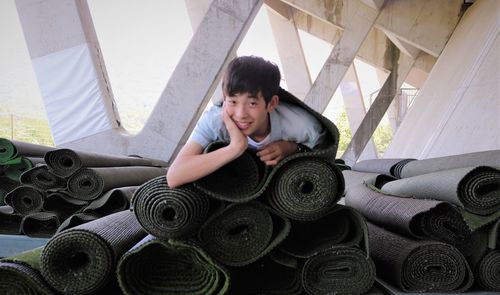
[167,56,325,188]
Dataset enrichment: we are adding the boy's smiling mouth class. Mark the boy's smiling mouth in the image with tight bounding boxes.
[235,121,251,130]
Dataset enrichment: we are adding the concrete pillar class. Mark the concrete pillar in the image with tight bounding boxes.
[266,0,311,100]
[15,0,120,146]
[340,65,378,160]
[342,45,415,165]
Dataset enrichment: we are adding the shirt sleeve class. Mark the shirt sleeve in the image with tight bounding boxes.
[188,105,221,148]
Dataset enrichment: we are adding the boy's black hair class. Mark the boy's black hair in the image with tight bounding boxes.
[222,56,281,104]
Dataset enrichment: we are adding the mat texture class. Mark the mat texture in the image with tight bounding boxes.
[40,210,146,294]
[45,148,168,177]
[368,222,473,292]
[302,246,375,295]
[0,247,55,295]
[132,176,211,239]
[117,235,230,295]
[55,212,101,234]
[199,201,290,267]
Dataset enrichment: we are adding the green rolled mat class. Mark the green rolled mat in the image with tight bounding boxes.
[0,205,22,234]
[381,166,500,216]
[67,166,167,200]
[280,205,368,258]
[20,165,67,191]
[351,158,416,178]
[344,184,474,255]
[0,247,56,295]
[117,235,230,295]
[40,210,147,295]
[83,186,136,216]
[44,148,168,178]
[267,157,344,221]
[367,222,473,292]
[228,253,302,295]
[0,138,55,162]
[132,176,211,239]
[3,156,37,181]
[199,201,290,267]
[302,246,375,295]
[400,150,500,178]
[21,212,61,238]
[4,186,45,215]
[43,191,88,219]
[194,142,269,202]
[55,212,101,234]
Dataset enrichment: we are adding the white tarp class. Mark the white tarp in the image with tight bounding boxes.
[32,43,113,145]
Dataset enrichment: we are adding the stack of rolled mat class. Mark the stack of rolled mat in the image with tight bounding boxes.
[117,235,230,295]
[39,210,146,294]
[0,247,55,295]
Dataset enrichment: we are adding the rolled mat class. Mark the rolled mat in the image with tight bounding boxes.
[4,186,45,215]
[351,158,416,178]
[21,212,61,238]
[367,222,473,292]
[44,148,168,177]
[83,186,136,216]
[55,212,101,234]
[194,142,269,202]
[266,157,344,221]
[381,166,500,216]
[0,247,56,295]
[400,150,500,178]
[302,246,375,295]
[0,205,22,234]
[20,165,67,190]
[199,201,290,267]
[4,156,37,181]
[228,253,302,295]
[0,138,54,163]
[344,184,474,255]
[132,176,211,239]
[43,191,88,219]
[67,166,167,200]
[280,205,369,258]
[40,210,146,294]
[117,235,230,295]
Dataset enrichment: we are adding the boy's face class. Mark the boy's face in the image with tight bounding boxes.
[224,91,278,141]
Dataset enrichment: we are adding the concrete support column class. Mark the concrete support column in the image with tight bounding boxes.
[15,0,120,146]
[340,65,378,160]
[342,46,416,165]
[266,0,311,100]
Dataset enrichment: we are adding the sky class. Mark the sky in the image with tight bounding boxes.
[0,0,383,133]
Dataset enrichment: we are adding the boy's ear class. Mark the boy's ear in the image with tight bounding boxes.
[267,95,279,112]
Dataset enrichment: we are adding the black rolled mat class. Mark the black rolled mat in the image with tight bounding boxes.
[67,166,166,200]
[199,201,290,267]
[302,246,376,295]
[40,210,146,295]
[194,142,269,202]
[0,247,55,295]
[0,138,54,163]
[400,150,500,178]
[4,186,45,215]
[267,157,344,221]
[344,184,474,254]
[280,205,368,258]
[21,212,60,238]
[132,176,211,239]
[367,222,473,293]
[45,148,168,177]
[117,235,230,295]
[43,191,88,219]
[0,176,20,205]
[0,205,22,234]
[20,165,66,191]
[351,158,416,178]
[381,166,500,216]
[228,253,302,295]
[83,186,136,216]
[55,212,101,234]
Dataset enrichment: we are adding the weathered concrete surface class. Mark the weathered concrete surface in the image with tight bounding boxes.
[385,0,500,159]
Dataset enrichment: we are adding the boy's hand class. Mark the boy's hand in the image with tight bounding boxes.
[257,141,297,166]
[222,105,247,157]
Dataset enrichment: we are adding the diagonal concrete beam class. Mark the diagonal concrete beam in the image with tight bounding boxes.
[342,46,416,165]
[302,0,385,113]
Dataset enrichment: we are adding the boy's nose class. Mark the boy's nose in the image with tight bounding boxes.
[234,105,248,119]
